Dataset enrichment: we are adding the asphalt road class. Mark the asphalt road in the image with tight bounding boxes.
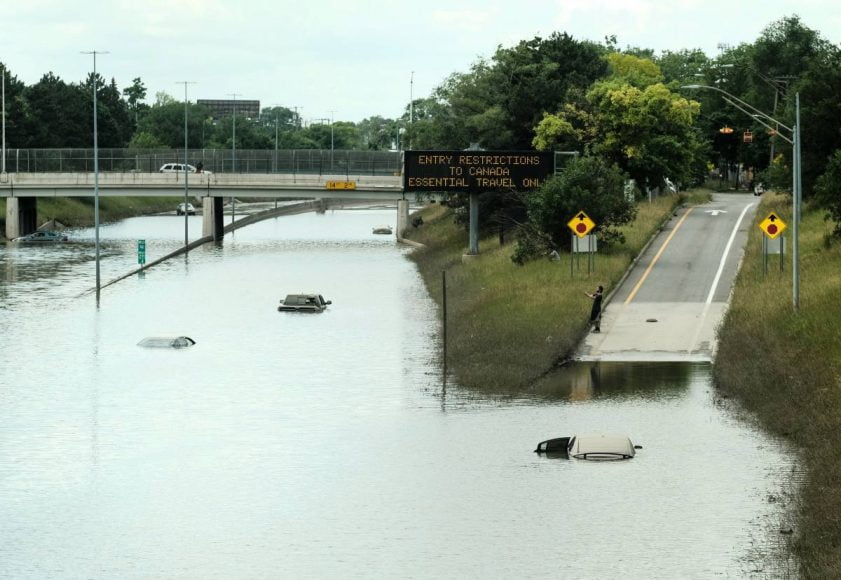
[576,193,759,362]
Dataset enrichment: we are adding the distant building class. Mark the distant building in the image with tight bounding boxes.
[198,99,260,119]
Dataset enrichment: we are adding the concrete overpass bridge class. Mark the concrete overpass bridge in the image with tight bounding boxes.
[1,171,413,240]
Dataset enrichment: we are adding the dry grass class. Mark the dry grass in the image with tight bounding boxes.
[404,192,695,391]
[714,192,841,577]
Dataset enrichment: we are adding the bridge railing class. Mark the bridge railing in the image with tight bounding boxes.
[1,148,403,176]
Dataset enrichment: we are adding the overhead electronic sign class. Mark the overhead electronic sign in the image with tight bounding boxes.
[403,150,555,192]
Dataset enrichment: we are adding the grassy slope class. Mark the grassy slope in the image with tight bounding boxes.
[404,191,704,391]
[0,197,184,234]
[713,193,841,577]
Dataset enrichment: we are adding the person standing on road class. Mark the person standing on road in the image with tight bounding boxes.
[585,285,604,333]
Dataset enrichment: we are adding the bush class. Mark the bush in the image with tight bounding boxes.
[814,149,841,237]
[513,155,635,263]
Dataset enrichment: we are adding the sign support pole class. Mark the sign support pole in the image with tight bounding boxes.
[762,234,767,277]
[468,192,479,255]
[570,233,574,278]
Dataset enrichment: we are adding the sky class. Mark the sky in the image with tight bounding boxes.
[3,0,841,123]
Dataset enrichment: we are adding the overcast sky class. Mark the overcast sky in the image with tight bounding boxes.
[3,0,840,123]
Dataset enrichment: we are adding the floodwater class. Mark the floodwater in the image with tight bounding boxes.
[0,208,797,578]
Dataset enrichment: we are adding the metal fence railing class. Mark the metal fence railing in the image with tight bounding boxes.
[0,148,403,176]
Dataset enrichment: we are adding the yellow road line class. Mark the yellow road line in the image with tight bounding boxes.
[624,207,695,305]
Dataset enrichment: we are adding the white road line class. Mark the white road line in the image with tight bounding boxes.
[687,202,755,354]
[705,202,755,304]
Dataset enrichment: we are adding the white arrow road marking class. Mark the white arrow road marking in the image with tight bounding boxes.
[705,210,728,216]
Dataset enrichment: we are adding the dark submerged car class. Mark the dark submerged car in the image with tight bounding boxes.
[278,294,332,312]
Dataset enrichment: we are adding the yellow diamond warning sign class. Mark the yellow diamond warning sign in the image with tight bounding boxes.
[567,211,596,238]
[759,212,787,239]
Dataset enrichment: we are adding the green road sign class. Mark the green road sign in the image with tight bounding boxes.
[138,239,146,265]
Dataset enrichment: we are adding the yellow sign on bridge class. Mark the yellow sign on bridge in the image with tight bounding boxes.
[325,180,357,190]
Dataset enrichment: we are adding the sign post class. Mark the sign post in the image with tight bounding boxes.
[138,239,146,268]
[403,151,555,256]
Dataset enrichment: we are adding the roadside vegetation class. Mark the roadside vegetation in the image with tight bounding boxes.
[404,188,710,391]
[714,192,841,577]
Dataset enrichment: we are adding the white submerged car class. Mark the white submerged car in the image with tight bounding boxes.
[534,433,641,460]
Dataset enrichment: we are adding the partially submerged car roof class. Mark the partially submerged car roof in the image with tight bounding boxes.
[567,433,636,460]
[137,336,196,348]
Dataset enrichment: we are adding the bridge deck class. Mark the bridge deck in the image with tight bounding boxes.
[0,172,406,200]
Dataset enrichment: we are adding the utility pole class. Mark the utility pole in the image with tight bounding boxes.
[81,50,109,303]
[1,63,6,175]
[409,70,414,150]
[228,92,241,226]
[177,81,197,251]
[328,110,336,172]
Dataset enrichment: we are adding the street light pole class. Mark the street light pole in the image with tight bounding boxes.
[81,50,108,303]
[328,110,335,172]
[682,83,801,310]
[2,63,6,175]
[177,81,196,251]
[409,70,414,150]
[228,92,240,226]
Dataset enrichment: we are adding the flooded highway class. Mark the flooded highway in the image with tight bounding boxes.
[0,208,797,578]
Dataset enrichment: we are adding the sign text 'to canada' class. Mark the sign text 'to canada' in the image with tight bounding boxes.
[403,150,554,192]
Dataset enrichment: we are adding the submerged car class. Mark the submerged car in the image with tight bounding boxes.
[372,225,393,235]
[176,202,196,216]
[534,433,640,460]
[13,230,69,242]
[137,336,196,348]
[278,294,332,312]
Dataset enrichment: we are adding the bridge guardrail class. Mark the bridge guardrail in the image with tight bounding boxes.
[0,148,404,177]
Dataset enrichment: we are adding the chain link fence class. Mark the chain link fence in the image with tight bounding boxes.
[1,149,403,176]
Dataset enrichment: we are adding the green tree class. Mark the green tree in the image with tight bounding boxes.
[419,33,609,149]
[0,63,30,149]
[588,80,700,188]
[655,48,710,86]
[128,131,166,149]
[357,115,397,150]
[24,72,88,147]
[814,149,841,236]
[122,77,146,127]
[137,101,211,148]
[514,155,634,262]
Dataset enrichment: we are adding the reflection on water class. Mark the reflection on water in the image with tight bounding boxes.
[532,360,699,402]
[0,210,797,578]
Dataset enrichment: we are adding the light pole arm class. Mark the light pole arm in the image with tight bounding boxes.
[682,84,793,134]
[721,97,793,145]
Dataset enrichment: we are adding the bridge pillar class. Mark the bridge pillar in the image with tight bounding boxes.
[396,199,409,238]
[5,197,38,240]
[202,197,224,241]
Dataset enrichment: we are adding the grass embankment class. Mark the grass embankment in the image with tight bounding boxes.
[713,193,841,577]
[404,189,711,391]
[0,196,184,234]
